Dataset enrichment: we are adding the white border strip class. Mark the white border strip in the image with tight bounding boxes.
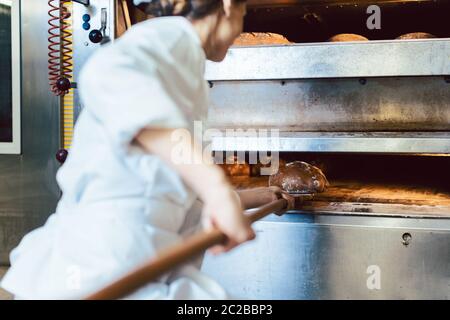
[0,0,21,154]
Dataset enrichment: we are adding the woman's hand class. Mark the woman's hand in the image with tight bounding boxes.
[203,182,255,255]
[268,186,296,211]
[237,186,295,210]
[205,185,295,254]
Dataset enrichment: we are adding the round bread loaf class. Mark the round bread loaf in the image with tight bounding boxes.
[396,32,436,40]
[269,161,329,194]
[233,32,291,46]
[328,33,369,42]
[251,158,287,176]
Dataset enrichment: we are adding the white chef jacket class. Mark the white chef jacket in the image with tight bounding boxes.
[1,16,228,300]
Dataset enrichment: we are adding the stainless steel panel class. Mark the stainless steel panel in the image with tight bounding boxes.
[210,132,450,153]
[206,76,450,153]
[207,77,450,132]
[0,0,61,264]
[205,40,450,80]
[202,214,450,299]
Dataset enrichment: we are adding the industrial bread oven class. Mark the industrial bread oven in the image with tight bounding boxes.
[201,0,450,299]
[0,0,449,299]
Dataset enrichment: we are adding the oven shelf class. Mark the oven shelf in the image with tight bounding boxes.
[293,201,450,218]
[210,131,450,154]
[229,176,450,218]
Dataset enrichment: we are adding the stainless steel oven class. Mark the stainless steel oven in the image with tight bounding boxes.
[201,0,450,299]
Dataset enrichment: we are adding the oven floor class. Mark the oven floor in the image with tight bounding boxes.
[230,176,450,217]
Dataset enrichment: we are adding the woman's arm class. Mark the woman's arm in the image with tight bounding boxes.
[135,128,255,252]
[237,187,295,210]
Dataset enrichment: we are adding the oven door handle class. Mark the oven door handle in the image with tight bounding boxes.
[85,198,288,300]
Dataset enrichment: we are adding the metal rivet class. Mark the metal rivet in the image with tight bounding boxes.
[402,233,412,246]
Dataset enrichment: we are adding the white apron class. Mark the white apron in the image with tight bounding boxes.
[1,16,227,300]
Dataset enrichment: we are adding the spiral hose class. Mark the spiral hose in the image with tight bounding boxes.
[48,0,73,96]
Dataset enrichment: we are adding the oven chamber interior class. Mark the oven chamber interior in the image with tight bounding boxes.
[203,151,450,300]
[242,0,450,42]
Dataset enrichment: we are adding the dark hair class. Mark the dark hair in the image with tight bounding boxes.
[137,0,246,20]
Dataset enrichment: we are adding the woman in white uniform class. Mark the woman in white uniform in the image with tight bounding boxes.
[1,0,292,299]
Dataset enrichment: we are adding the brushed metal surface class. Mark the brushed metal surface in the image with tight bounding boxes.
[209,132,450,153]
[207,77,450,153]
[0,0,61,264]
[205,40,450,80]
[202,214,450,299]
[207,77,450,131]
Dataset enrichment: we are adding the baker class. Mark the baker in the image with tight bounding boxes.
[1,0,292,299]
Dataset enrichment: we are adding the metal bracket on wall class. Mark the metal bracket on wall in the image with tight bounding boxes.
[72,0,90,5]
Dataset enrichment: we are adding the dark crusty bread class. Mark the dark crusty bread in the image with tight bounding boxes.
[269,161,329,194]
[396,32,436,40]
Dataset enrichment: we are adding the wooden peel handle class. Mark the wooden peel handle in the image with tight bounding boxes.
[85,198,288,300]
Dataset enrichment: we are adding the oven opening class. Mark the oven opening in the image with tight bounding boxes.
[242,0,450,43]
[219,152,450,217]
[123,0,450,42]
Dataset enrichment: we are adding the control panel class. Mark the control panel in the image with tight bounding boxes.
[72,0,115,82]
